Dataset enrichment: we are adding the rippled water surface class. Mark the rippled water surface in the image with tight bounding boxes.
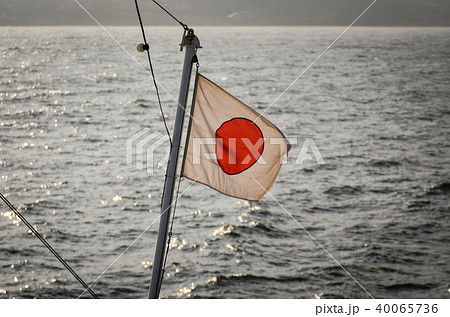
[1,26,449,298]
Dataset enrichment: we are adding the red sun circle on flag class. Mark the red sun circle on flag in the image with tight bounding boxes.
[215,118,264,175]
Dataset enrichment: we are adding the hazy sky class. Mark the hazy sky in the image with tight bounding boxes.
[1,0,450,26]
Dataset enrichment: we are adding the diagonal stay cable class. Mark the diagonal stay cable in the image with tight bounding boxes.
[151,0,188,29]
[0,192,99,299]
[253,0,378,124]
[77,177,199,299]
[73,0,199,125]
[251,177,375,299]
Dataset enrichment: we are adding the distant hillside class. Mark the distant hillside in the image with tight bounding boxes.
[1,0,449,26]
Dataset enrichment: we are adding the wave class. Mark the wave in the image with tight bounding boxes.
[385,282,435,291]
[425,182,450,195]
[324,185,363,196]
[211,222,281,239]
[369,159,401,168]
[210,273,308,286]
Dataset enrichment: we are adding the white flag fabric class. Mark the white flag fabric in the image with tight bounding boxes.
[182,74,291,201]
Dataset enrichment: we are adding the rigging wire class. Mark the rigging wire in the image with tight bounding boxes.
[133,0,181,238]
[134,0,172,146]
[134,1,191,219]
[151,0,188,29]
[0,192,99,299]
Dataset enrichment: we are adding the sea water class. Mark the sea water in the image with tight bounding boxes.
[0,26,449,298]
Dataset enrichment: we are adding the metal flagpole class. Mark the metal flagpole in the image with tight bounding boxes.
[148,29,201,299]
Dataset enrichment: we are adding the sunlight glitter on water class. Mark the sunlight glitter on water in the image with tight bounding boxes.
[226,244,237,251]
[2,211,20,226]
[141,261,152,269]
[169,237,188,250]
[176,283,196,298]
[112,195,122,201]
[1,26,449,299]
[212,225,234,237]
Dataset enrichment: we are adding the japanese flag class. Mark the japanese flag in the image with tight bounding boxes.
[182,74,291,201]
